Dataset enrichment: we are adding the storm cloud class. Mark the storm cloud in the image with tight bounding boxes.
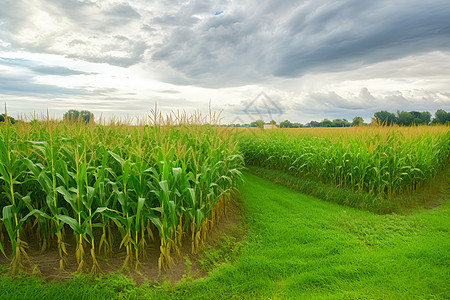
[151,0,450,86]
[0,0,449,122]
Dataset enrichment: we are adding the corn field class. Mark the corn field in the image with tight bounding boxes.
[240,126,449,198]
[0,112,243,275]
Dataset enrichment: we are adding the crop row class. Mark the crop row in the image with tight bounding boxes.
[240,127,449,198]
[0,119,243,274]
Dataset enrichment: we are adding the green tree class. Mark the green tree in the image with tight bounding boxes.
[80,110,94,123]
[250,119,265,128]
[319,119,332,127]
[431,109,450,125]
[352,116,364,126]
[0,114,16,124]
[374,111,397,125]
[307,121,320,127]
[279,120,293,128]
[397,111,413,126]
[256,119,265,128]
[64,109,94,123]
[63,109,80,121]
[419,111,432,125]
[269,120,276,125]
[331,119,350,127]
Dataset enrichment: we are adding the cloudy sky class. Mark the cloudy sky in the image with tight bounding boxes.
[1,0,449,124]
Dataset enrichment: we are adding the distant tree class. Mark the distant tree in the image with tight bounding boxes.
[431,109,450,125]
[292,122,303,128]
[255,119,265,128]
[250,119,265,128]
[352,116,364,126]
[374,110,396,125]
[319,118,332,127]
[331,119,341,127]
[412,118,423,125]
[80,110,94,123]
[397,111,414,126]
[308,121,320,127]
[409,111,430,125]
[64,109,80,121]
[0,114,16,124]
[419,111,432,125]
[279,120,293,128]
[64,109,94,123]
[410,111,421,121]
[331,119,350,127]
[269,120,276,125]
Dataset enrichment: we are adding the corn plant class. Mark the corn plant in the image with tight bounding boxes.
[0,112,38,274]
[240,126,449,200]
[0,110,244,275]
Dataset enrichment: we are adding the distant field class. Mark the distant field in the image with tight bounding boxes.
[239,125,449,211]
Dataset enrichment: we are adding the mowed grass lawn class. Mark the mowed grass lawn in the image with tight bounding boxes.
[1,171,449,299]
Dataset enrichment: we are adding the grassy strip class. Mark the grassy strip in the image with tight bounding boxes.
[247,164,450,214]
[1,171,449,299]
[198,228,245,274]
[246,165,390,213]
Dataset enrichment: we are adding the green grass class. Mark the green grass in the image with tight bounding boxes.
[247,165,387,213]
[1,171,449,299]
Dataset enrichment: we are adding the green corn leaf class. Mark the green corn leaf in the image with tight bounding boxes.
[0,163,10,184]
[16,209,46,233]
[0,240,6,258]
[57,215,82,234]
[143,210,162,232]
[2,205,16,256]
[135,197,145,232]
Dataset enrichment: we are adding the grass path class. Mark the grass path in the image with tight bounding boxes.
[170,172,449,299]
[1,171,449,299]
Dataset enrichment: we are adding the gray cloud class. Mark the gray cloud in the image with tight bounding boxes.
[30,66,93,76]
[106,3,141,19]
[219,86,449,124]
[0,57,95,76]
[275,1,450,77]
[151,0,450,87]
[2,0,448,85]
[0,0,146,67]
[286,88,449,123]
[0,71,85,96]
[157,90,181,94]
[0,0,449,122]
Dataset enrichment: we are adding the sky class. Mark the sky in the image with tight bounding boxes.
[0,0,449,124]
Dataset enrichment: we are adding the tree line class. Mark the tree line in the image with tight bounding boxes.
[0,110,95,124]
[234,109,449,128]
[373,109,449,126]
[2,109,449,127]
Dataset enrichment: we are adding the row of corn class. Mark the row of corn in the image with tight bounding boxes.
[0,116,243,274]
[239,126,449,198]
